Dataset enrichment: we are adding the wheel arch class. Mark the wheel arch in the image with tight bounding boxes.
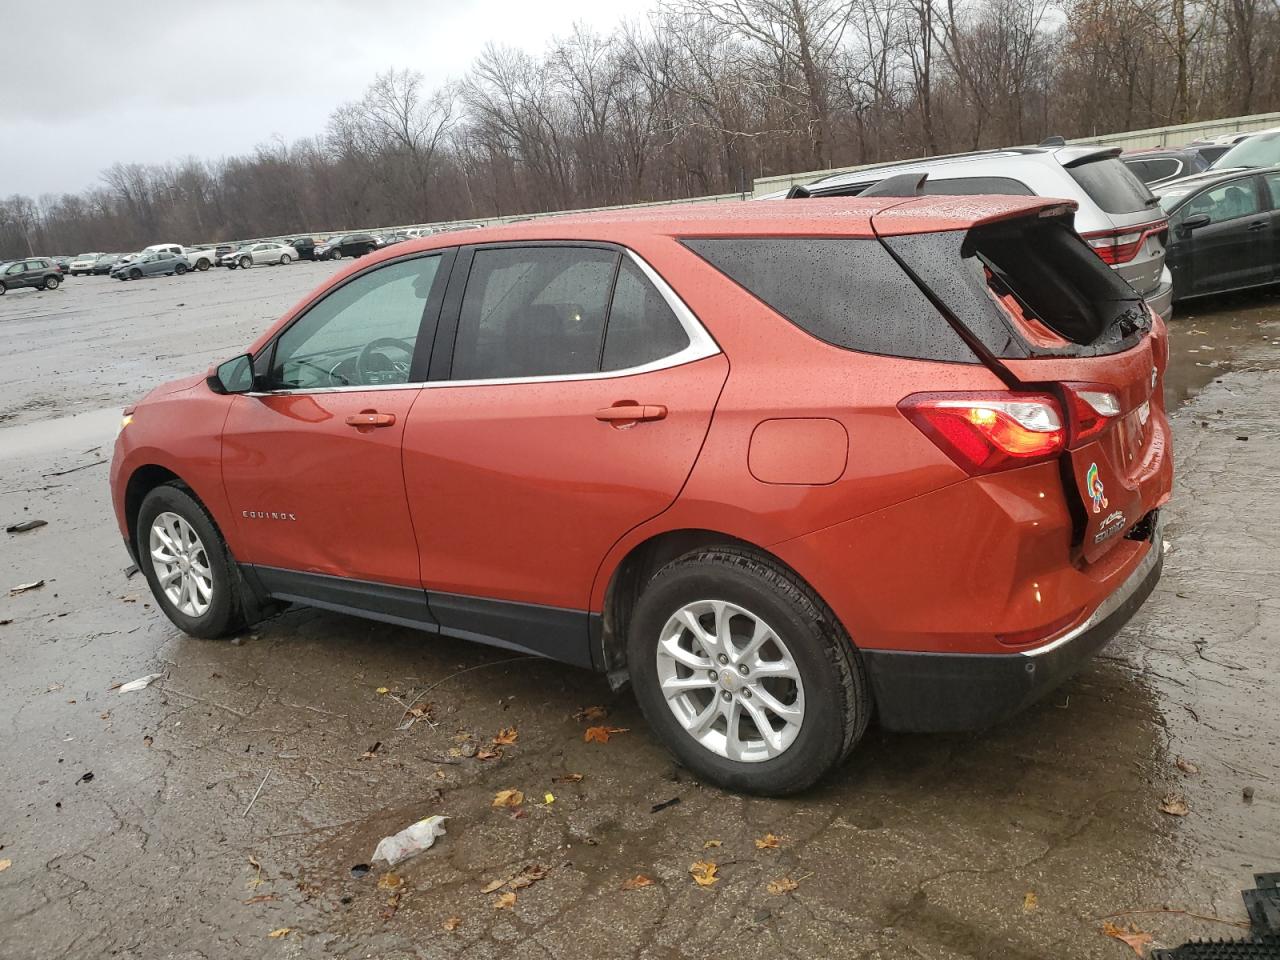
[593,528,823,683]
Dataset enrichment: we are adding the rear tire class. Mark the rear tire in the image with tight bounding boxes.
[44,275,60,290]
[137,484,247,639]
[626,547,871,796]
[0,283,6,295]
[279,253,291,265]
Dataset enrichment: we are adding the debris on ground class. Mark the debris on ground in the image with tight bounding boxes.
[115,673,163,693]
[1243,786,1256,802]
[622,874,653,891]
[492,789,523,808]
[5,519,47,533]
[442,917,462,931]
[1175,757,1200,775]
[370,815,447,867]
[9,580,45,596]
[584,725,628,743]
[552,773,583,784]
[376,872,403,891]
[266,927,293,939]
[651,797,680,813]
[482,863,547,895]
[767,876,800,895]
[75,771,94,785]
[349,863,371,879]
[1160,794,1191,817]
[574,705,608,723]
[359,742,382,761]
[0,859,11,872]
[755,833,783,849]
[689,861,719,887]
[494,891,517,909]
[1102,920,1154,955]
[492,726,518,745]
[1023,891,1038,913]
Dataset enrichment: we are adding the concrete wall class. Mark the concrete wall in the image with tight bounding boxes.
[749,111,1280,197]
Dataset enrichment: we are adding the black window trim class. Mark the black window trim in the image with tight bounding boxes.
[247,247,457,396]
[425,240,719,387]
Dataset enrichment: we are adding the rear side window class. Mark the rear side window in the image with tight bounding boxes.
[922,176,1034,196]
[682,237,976,363]
[452,247,617,380]
[1067,157,1154,214]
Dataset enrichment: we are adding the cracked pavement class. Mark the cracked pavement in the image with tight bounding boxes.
[1,268,1277,958]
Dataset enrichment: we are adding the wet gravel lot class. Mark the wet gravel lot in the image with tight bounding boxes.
[1,264,1278,959]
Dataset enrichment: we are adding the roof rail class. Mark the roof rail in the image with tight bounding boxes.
[858,172,929,198]
[1038,135,1067,147]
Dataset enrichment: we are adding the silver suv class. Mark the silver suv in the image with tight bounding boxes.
[779,144,1173,320]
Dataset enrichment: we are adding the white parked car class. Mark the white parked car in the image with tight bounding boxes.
[68,252,104,276]
[128,243,218,272]
[219,242,299,269]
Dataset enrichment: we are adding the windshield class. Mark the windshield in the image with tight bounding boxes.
[1211,134,1280,169]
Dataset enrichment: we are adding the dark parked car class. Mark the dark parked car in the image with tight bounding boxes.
[110,250,190,281]
[92,253,123,275]
[283,237,318,260]
[1121,148,1214,187]
[1155,166,1280,300]
[0,258,63,294]
[52,256,72,273]
[315,233,377,260]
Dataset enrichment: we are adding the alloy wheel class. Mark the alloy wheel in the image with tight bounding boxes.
[149,511,214,618]
[655,599,805,762]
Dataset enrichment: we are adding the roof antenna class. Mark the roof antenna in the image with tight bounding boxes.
[859,172,929,198]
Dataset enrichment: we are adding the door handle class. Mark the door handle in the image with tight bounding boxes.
[1247,220,1267,231]
[346,412,396,428]
[594,403,667,423]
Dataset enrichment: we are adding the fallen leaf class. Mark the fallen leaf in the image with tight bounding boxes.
[1102,920,1154,956]
[689,861,719,887]
[379,892,400,920]
[767,876,799,895]
[242,894,278,905]
[1023,891,1038,913]
[375,687,390,695]
[377,872,403,890]
[552,773,583,784]
[481,877,508,894]
[476,748,499,761]
[754,833,782,849]
[1175,757,1199,775]
[622,874,654,891]
[493,789,524,808]
[0,859,10,872]
[703,839,722,849]
[509,864,547,890]
[492,727,518,745]
[584,725,629,743]
[494,891,517,909]
[442,916,462,931]
[574,705,609,723]
[267,927,293,939]
[1159,793,1190,816]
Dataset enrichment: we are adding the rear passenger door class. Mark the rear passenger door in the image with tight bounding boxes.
[402,242,727,666]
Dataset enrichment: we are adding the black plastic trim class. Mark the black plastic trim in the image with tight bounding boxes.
[242,565,596,669]
[862,548,1162,732]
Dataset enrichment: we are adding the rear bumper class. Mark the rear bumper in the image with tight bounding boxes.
[862,525,1162,732]
[1144,272,1174,322]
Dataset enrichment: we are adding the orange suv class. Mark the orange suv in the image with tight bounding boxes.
[110,194,1172,795]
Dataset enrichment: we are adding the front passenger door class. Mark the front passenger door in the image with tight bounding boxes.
[1178,176,1272,295]
[220,251,453,622]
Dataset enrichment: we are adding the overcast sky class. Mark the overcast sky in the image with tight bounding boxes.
[3,0,657,198]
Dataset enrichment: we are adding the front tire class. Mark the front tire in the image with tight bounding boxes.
[130,268,142,280]
[329,249,341,260]
[137,484,246,639]
[239,256,251,269]
[627,547,871,796]
[197,258,210,271]
[174,263,188,275]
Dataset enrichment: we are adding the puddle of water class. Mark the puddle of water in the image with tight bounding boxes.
[1163,290,1280,406]
[0,406,122,462]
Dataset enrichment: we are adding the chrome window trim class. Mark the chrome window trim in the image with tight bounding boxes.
[249,247,720,396]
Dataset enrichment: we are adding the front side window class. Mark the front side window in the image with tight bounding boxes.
[1183,179,1262,224]
[451,247,617,380]
[271,254,442,390]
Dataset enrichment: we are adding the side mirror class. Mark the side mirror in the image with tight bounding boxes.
[1181,213,1211,232]
[207,354,256,395]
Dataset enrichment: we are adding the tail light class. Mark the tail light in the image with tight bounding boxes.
[1062,384,1120,443]
[1081,220,1167,265]
[899,392,1065,475]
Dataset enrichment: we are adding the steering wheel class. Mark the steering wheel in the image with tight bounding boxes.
[356,337,414,385]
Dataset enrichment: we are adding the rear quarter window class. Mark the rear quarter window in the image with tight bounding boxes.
[1067,157,1155,214]
[682,237,977,363]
